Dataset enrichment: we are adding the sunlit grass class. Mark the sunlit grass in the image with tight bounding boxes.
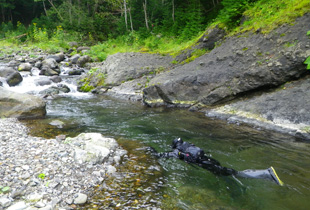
[235,0,310,34]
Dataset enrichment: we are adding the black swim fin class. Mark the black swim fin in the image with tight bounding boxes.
[236,166,284,186]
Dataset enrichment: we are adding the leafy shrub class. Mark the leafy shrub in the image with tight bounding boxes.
[217,0,258,29]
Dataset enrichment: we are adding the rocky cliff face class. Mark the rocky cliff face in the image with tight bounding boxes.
[143,13,310,107]
[80,13,310,140]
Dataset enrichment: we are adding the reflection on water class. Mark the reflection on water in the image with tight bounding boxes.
[23,95,310,210]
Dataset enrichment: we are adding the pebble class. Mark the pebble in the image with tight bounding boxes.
[0,118,124,209]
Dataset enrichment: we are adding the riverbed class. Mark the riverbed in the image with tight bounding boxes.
[22,95,310,210]
[2,60,310,209]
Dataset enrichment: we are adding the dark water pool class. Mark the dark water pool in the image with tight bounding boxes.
[23,95,310,210]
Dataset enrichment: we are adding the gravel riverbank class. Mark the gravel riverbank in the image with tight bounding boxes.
[0,118,126,210]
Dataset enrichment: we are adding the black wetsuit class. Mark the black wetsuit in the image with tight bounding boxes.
[152,138,283,185]
[156,140,237,176]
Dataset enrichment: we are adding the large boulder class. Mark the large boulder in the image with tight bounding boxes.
[77,55,91,67]
[206,75,310,141]
[18,62,32,71]
[40,58,60,76]
[46,52,65,63]
[0,67,23,86]
[143,14,310,107]
[0,87,46,119]
[97,52,173,86]
[64,133,127,165]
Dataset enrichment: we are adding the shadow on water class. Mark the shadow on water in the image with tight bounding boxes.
[22,95,310,210]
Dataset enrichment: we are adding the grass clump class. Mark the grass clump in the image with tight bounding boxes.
[236,0,310,34]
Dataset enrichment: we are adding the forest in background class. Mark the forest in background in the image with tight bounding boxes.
[1,0,310,61]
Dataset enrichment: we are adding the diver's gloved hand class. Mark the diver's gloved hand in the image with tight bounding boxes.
[146,146,162,157]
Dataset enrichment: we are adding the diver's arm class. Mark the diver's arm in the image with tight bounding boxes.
[156,149,179,158]
[147,147,179,158]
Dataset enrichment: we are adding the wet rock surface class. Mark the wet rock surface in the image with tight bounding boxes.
[0,87,46,119]
[205,75,310,141]
[0,118,130,210]
[143,14,310,107]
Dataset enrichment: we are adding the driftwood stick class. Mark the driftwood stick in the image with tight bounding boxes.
[0,33,27,41]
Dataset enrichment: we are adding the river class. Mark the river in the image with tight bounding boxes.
[2,62,310,209]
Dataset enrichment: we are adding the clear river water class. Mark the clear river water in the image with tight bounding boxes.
[2,63,310,209]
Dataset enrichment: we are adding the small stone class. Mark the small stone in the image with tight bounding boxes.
[73,193,88,204]
[0,196,11,208]
[7,201,28,210]
[22,165,30,171]
[34,201,46,208]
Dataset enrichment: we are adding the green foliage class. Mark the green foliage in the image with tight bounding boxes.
[38,173,46,180]
[0,186,10,194]
[181,49,207,64]
[238,0,310,33]
[304,56,310,70]
[216,0,258,29]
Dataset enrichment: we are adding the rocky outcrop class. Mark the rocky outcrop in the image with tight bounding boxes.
[0,87,46,119]
[77,13,310,140]
[143,14,310,107]
[90,52,173,86]
[205,75,310,140]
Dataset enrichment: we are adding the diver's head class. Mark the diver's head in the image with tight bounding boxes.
[172,137,183,149]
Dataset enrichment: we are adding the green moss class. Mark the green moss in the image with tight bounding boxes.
[181,49,207,64]
[79,82,95,92]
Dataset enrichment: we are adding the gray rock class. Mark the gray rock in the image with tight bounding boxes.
[77,46,90,53]
[73,193,87,204]
[207,75,310,141]
[18,63,32,71]
[40,58,60,76]
[0,87,46,119]
[34,78,52,86]
[50,76,62,83]
[69,41,78,48]
[70,54,81,64]
[7,201,27,210]
[0,196,11,208]
[0,67,23,86]
[46,53,65,63]
[143,13,310,107]
[77,55,91,67]
[68,68,84,75]
[66,133,119,164]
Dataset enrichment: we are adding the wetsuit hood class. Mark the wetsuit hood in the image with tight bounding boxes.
[172,138,183,149]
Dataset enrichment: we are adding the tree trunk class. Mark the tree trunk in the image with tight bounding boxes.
[1,6,5,22]
[129,7,133,31]
[124,0,128,30]
[43,0,48,17]
[143,0,149,30]
[47,0,64,20]
[172,0,175,22]
[68,0,72,24]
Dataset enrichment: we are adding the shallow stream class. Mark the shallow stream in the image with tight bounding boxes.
[2,62,310,209]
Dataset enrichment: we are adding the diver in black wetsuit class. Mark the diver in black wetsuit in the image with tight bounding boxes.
[150,138,284,186]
